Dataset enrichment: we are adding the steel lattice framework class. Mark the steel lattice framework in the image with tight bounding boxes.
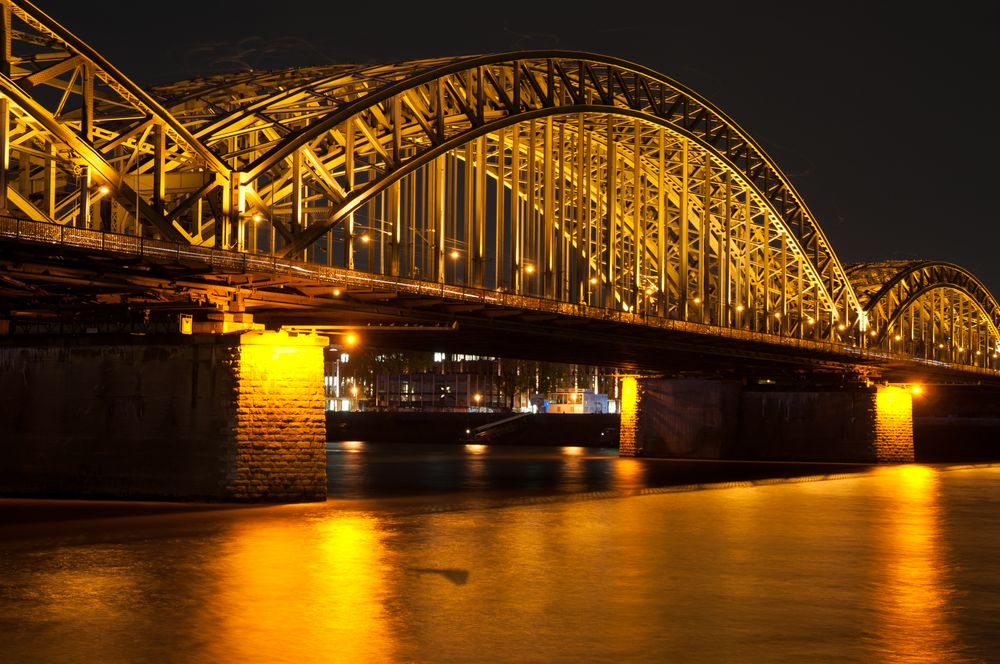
[848,261,1000,368]
[1,0,998,372]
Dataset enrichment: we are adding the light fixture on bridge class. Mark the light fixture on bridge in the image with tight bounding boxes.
[360,234,371,243]
[252,213,263,223]
[692,297,701,304]
[958,347,965,352]
[736,304,745,312]
[98,185,110,195]
[838,323,847,331]
[589,277,598,285]
[524,264,535,274]
[644,288,653,295]
[450,249,460,259]
[938,343,945,349]
[807,317,815,325]
[332,288,342,297]
[774,312,781,319]
[911,385,922,395]
[894,334,902,341]
[870,330,877,337]
[344,333,359,347]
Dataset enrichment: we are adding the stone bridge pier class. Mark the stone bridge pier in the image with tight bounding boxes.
[619,377,915,463]
[0,330,329,502]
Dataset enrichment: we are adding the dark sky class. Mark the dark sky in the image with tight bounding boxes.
[41,0,999,293]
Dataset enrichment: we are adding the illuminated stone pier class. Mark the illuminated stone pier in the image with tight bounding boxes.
[620,378,914,463]
[0,330,328,502]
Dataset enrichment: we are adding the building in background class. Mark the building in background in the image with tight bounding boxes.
[325,346,619,413]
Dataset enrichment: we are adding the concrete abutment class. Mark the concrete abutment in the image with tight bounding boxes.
[0,330,328,502]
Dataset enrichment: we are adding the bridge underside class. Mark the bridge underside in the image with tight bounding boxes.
[1,226,995,387]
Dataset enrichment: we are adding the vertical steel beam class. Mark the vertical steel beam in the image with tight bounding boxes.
[153,123,166,214]
[0,97,7,210]
[679,138,689,320]
[543,116,554,298]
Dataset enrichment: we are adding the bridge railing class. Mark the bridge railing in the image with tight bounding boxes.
[1,213,996,379]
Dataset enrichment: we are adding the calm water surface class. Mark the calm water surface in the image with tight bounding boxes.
[1,442,999,663]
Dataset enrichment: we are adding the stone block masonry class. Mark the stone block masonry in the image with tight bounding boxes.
[0,330,328,502]
[623,379,914,463]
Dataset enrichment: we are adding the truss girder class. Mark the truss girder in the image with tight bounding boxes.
[2,0,997,365]
[0,0,230,244]
[847,261,1000,367]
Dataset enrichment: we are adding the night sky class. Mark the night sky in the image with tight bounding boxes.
[41,0,999,293]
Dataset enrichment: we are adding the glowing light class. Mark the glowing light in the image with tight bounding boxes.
[911,386,922,395]
[450,249,460,259]
[344,333,358,347]
[342,440,365,453]
[350,385,359,397]
[894,334,902,341]
[98,185,110,194]
[332,288,341,297]
[807,317,815,325]
[692,297,701,304]
[524,264,535,274]
[958,347,964,352]
[360,234,370,243]
[252,214,263,223]
[589,277,598,285]
[473,393,482,404]
[871,330,878,337]
[464,443,487,455]
[644,288,653,295]
[938,343,945,349]
[838,323,847,331]
[561,446,585,456]
[736,304,745,312]
[774,312,781,319]
[619,376,639,456]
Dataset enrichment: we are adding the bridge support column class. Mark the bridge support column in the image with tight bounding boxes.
[0,330,329,502]
[620,378,914,463]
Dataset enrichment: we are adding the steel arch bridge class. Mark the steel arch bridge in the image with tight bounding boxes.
[0,0,998,376]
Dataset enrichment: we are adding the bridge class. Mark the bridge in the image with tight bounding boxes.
[1,0,998,501]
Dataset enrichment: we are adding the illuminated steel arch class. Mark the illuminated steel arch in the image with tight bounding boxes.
[848,261,1000,367]
[0,0,230,242]
[10,0,998,357]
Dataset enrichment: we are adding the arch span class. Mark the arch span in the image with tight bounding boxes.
[848,261,1000,366]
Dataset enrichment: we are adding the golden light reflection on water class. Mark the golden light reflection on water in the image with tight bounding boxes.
[873,465,958,663]
[207,513,397,663]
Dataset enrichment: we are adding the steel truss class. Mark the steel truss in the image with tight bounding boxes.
[848,261,1000,367]
[0,0,996,366]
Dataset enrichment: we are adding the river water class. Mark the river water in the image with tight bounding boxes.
[1,442,999,663]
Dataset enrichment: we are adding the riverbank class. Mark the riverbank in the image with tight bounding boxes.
[327,411,620,446]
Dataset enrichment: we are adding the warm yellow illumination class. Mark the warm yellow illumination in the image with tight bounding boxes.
[619,375,639,456]
[98,185,110,195]
[449,249,460,259]
[774,312,781,319]
[894,334,902,341]
[644,288,653,295]
[473,393,481,404]
[350,385,359,397]
[911,386,921,395]
[332,288,341,297]
[252,213,263,223]
[838,323,847,331]
[692,297,701,304]
[464,443,487,455]
[807,317,815,325]
[344,333,358,347]
[360,234,370,243]
[589,277,598,285]
[524,264,535,274]
[561,446,584,456]
[938,343,945,349]
[958,347,964,352]
[870,330,878,337]
[736,304,745,312]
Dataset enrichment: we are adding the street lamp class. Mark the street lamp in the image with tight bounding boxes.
[474,392,482,411]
